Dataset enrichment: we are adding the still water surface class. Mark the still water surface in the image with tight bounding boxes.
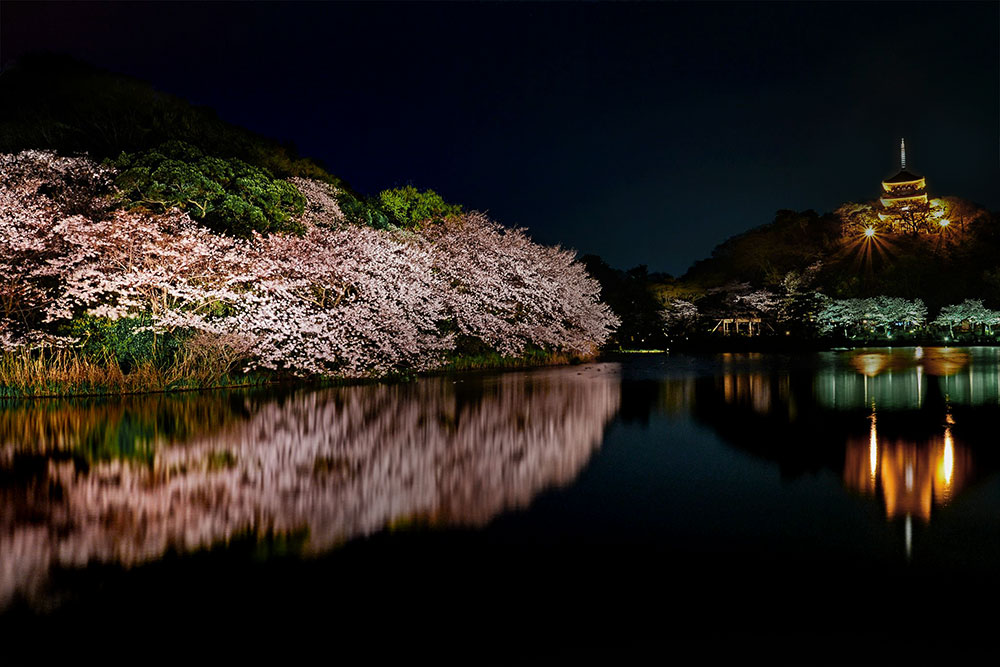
[4,348,1000,656]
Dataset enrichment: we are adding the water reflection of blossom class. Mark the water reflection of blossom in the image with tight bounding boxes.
[817,347,1000,410]
[0,365,621,608]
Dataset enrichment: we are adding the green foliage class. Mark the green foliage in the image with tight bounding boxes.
[113,141,305,237]
[69,314,187,373]
[335,190,393,230]
[72,411,159,466]
[331,186,462,232]
[377,186,463,229]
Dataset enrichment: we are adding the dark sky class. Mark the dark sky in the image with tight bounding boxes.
[2,1,998,276]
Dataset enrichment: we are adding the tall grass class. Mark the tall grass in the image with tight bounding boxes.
[0,347,267,398]
[0,344,596,398]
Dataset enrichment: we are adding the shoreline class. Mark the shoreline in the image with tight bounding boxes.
[653,336,1000,354]
[6,340,998,400]
[0,349,596,400]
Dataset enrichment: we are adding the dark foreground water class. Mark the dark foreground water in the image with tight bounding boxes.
[4,347,1000,661]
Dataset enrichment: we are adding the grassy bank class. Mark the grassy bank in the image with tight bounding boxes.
[0,347,271,398]
[0,346,594,398]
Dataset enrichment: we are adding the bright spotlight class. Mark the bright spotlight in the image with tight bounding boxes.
[939,219,950,227]
[864,227,876,238]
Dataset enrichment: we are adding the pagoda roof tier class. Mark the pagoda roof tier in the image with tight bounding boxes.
[883,169,924,184]
[881,183,926,196]
[880,194,928,207]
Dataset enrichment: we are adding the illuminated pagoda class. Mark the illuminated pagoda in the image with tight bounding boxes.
[877,138,929,230]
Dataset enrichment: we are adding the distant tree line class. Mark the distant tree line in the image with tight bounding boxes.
[579,257,672,349]
[659,282,1000,342]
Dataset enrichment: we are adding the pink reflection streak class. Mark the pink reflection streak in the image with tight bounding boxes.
[0,365,621,607]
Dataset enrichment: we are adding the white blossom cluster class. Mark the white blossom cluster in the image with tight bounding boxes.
[933,299,1000,334]
[0,151,618,376]
[816,296,928,336]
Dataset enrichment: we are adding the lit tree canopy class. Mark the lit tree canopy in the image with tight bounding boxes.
[816,298,865,336]
[735,289,780,315]
[660,298,699,334]
[377,186,463,229]
[834,202,882,236]
[816,296,926,337]
[933,299,1000,335]
[862,296,927,335]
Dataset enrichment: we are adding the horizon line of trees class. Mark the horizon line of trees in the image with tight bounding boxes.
[661,278,1000,340]
[816,297,1000,339]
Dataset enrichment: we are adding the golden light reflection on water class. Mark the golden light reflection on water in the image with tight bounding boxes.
[852,353,888,378]
[869,415,878,482]
[722,372,772,414]
[847,348,972,379]
[714,348,1000,416]
[0,365,622,609]
[682,350,983,529]
[844,410,968,523]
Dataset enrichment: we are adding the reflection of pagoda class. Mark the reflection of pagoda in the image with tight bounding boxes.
[878,138,929,230]
[843,413,969,523]
[843,410,969,559]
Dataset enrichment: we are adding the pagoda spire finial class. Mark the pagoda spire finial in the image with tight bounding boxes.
[900,138,906,169]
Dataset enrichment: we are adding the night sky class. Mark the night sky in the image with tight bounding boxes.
[2,1,998,276]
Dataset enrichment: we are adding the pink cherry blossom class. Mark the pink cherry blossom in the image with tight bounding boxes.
[0,151,617,376]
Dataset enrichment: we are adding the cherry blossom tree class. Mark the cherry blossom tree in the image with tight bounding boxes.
[816,298,865,337]
[735,289,780,316]
[934,299,1000,336]
[862,296,926,336]
[0,151,618,377]
[660,298,700,335]
[421,212,617,357]
[231,225,453,376]
[817,296,926,337]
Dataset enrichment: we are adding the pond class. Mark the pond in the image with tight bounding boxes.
[3,348,1000,658]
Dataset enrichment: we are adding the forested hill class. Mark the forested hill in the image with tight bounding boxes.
[680,209,841,289]
[0,55,618,393]
[0,53,337,184]
[668,203,1000,313]
[0,54,466,235]
[581,202,1000,349]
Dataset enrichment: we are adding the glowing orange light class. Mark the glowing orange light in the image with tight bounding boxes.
[869,417,878,478]
[852,352,888,377]
[943,428,954,485]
